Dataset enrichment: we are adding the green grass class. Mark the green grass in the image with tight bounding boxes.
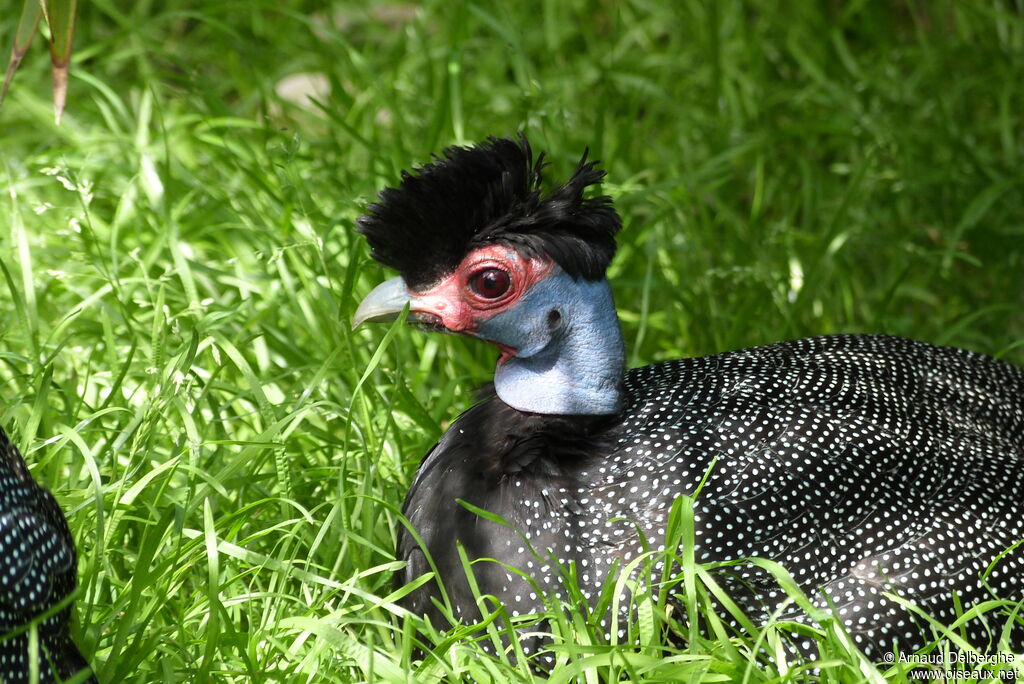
[1,0,1023,681]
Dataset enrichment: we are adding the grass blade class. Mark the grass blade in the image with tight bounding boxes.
[41,0,78,124]
[1,0,42,106]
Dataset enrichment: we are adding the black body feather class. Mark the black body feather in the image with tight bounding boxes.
[396,335,1024,658]
[0,427,94,683]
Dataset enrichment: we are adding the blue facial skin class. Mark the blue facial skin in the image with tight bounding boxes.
[475,269,626,415]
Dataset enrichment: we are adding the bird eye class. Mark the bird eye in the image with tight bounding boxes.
[469,268,511,299]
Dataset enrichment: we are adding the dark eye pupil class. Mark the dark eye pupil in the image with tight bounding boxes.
[471,268,511,298]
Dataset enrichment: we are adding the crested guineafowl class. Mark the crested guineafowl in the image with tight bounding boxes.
[353,135,1024,661]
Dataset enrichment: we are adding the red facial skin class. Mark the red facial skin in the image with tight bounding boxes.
[408,245,552,361]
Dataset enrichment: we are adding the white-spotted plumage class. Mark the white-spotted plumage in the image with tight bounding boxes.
[398,334,1023,658]
[0,428,93,683]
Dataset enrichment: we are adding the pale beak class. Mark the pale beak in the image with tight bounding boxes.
[352,276,411,329]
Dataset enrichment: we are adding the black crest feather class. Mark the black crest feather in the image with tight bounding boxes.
[356,135,622,289]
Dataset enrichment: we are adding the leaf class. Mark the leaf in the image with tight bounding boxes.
[1,0,79,123]
[42,0,79,124]
[0,0,42,106]
[278,617,409,683]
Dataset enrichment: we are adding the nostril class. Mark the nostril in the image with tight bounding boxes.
[409,311,447,333]
[548,309,562,329]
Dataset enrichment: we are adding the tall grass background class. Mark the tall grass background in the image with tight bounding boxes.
[0,1,1022,681]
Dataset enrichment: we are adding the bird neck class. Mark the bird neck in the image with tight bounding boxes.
[491,277,625,415]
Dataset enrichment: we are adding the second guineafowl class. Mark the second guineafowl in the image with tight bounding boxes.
[0,426,94,683]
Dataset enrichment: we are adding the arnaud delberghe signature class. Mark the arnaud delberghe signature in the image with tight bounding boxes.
[894,652,1016,666]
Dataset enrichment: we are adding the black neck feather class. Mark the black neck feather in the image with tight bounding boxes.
[460,385,621,483]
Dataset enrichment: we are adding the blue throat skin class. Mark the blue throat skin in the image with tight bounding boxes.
[476,270,626,415]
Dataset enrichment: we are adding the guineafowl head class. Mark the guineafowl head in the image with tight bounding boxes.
[353,135,627,415]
